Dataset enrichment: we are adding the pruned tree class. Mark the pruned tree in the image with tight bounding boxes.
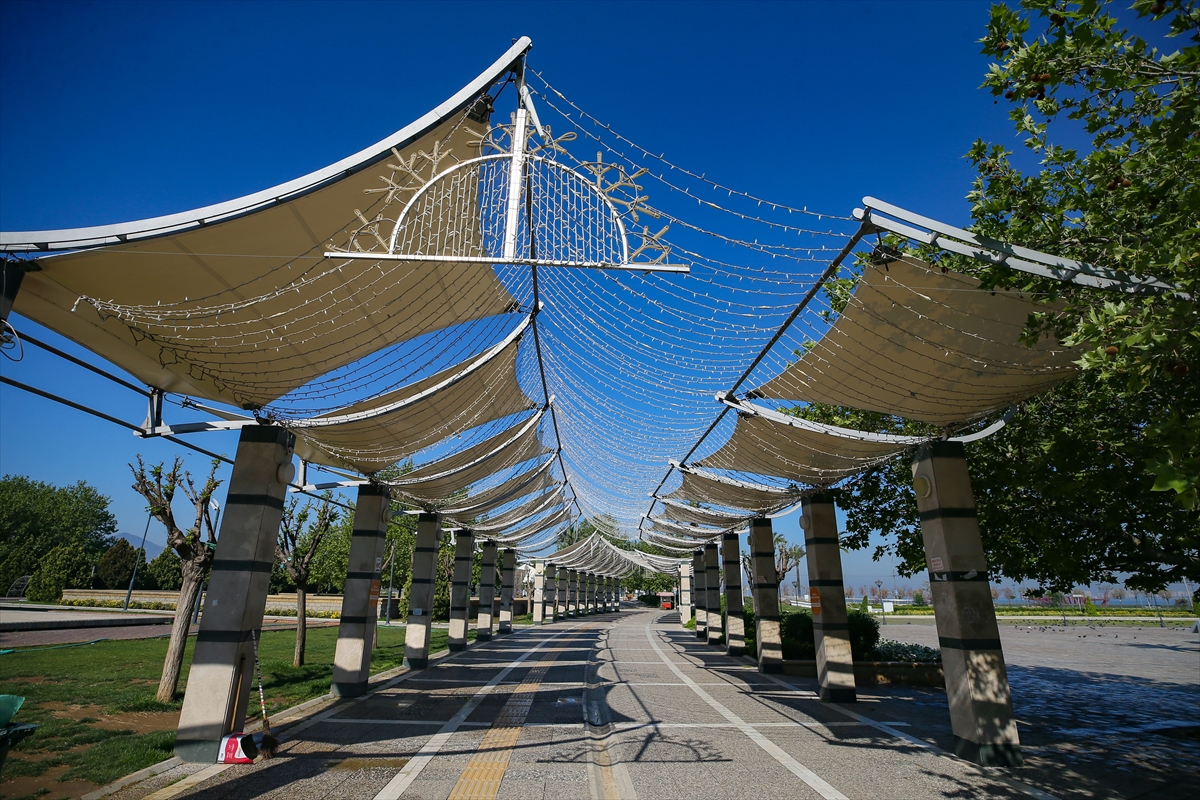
[742,534,805,587]
[130,455,221,703]
[276,493,337,667]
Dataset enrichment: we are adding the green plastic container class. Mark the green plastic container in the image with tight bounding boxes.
[0,696,24,727]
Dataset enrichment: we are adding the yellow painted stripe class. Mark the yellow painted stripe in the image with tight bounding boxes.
[448,633,589,800]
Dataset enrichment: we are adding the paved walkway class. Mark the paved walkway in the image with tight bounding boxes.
[109,608,1197,800]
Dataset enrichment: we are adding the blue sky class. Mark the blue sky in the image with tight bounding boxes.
[0,1,1127,595]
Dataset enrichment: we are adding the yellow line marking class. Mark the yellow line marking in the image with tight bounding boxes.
[448,629,595,800]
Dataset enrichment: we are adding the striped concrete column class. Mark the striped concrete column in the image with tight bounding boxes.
[567,570,579,616]
[913,441,1021,766]
[704,542,723,646]
[447,529,475,652]
[802,494,856,703]
[497,548,516,633]
[556,566,569,618]
[605,577,614,611]
[543,564,557,622]
[476,541,497,642]
[693,550,707,639]
[175,425,294,762]
[587,573,597,614]
[331,484,391,696]
[403,513,442,669]
[678,563,693,627]
[532,560,546,625]
[749,518,783,673]
[721,532,746,657]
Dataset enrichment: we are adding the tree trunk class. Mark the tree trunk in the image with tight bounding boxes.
[294,585,307,667]
[158,563,205,703]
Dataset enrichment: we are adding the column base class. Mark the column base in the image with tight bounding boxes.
[954,736,1024,767]
[476,631,492,641]
[726,647,744,657]
[174,738,220,763]
[696,630,706,640]
[331,680,369,697]
[448,642,467,652]
[818,686,857,703]
[402,657,429,670]
[498,626,512,634]
[758,662,784,674]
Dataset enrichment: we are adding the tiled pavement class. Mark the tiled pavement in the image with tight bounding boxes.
[112,609,1199,800]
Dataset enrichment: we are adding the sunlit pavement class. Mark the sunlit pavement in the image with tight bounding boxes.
[110,608,1199,800]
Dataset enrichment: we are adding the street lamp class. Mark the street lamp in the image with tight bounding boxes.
[875,580,886,625]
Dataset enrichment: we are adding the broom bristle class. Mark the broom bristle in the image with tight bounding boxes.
[257,732,280,760]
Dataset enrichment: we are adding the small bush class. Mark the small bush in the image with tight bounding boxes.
[911,591,925,606]
[638,594,660,607]
[872,639,941,663]
[95,539,141,590]
[27,546,95,602]
[683,617,696,630]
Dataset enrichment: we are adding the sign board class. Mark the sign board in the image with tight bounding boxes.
[374,556,383,573]
[368,579,381,611]
[810,587,822,617]
[929,557,944,571]
[883,601,894,613]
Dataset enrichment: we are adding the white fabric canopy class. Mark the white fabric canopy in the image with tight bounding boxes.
[663,466,801,513]
[750,256,1081,425]
[291,320,537,471]
[657,497,752,528]
[694,404,914,486]
[3,41,532,410]
[440,458,557,521]
[388,412,551,507]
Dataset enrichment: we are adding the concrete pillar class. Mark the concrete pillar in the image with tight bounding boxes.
[498,548,516,633]
[556,566,569,618]
[567,570,579,616]
[543,563,557,622]
[693,551,707,639]
[913,441,1021,766]
[721,532,746,657]
[331,484,391,697]
[749,518,783,673]
[476,541,497,642]
[802,494,856,703]
[403,513,442,669]
[174,425,294,762]
[605,577,613,611]
[587,573,596,614]
[679,563,694,627]
[704,542,723,646]
[532,560,546,625]
[447,529,475,652]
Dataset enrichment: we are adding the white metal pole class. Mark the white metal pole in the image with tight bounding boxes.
[501,108,529,262]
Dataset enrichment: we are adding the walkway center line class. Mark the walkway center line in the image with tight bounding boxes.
[643,625,849,800]
[372,625,586,800]
[446,635,579,800]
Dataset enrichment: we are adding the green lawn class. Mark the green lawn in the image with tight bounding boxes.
[0,624,470,794]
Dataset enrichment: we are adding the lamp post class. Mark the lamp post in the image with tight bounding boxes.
[123,513,153,611]
[875,579,885,625]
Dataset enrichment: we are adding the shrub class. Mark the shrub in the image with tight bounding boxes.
[145,548,182,591]
[872,639,941,663]
[27,545,94,602]
[912,591,925,606]
[638,594,660,607]
[774,608,880,661]
[683,617,696,630]
[94,540,141,590]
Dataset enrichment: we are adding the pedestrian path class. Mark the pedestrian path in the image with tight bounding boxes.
[117,608,1060,800]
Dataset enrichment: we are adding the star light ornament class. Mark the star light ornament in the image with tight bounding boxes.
[327,93,684,275]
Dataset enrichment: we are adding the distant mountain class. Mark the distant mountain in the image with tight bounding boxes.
[118,532,166,561]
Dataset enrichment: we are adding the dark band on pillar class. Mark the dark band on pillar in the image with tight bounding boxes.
[210,560,272,574]
[224,493,286,510]
[919,507,978,523]
[929,571,990,583]
[809,579,844,588]
[939,636,1003,651]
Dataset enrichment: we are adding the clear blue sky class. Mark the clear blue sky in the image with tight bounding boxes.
[0,0,1093,595]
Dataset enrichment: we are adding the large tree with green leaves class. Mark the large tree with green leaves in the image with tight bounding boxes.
[819,0,1198,595]
[969,0,1198,505]
[0,474,117,593]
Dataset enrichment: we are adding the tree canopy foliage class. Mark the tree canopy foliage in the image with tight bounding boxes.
[0,474,117,594]
[813,0,1198,595]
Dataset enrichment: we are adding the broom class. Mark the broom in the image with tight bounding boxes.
[250,629,280,759]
